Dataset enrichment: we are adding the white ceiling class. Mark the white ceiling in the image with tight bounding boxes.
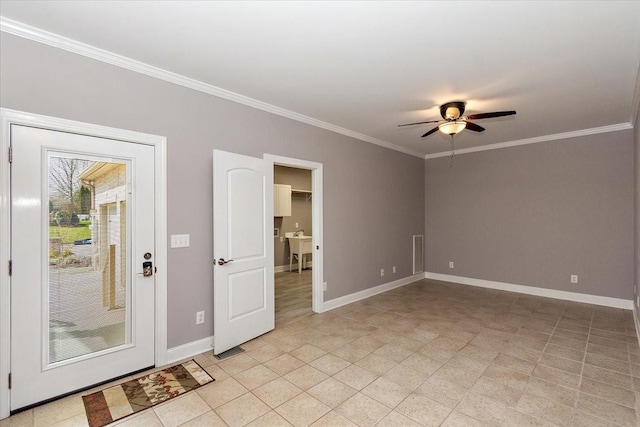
[1,1,639,157]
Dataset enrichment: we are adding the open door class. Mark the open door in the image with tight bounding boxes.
[212,150,274,355]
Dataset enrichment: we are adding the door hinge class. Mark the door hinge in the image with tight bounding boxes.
[8,260,11,276]
[8,373,11,389]
[8,146,12,163]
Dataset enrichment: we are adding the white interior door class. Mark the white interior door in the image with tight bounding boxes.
[213,150,274,355]
[10,125,155,410]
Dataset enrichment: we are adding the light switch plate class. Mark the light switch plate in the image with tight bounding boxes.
[171,234,190,248]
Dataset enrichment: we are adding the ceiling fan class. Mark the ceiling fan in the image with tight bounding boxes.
[398,101,516,138]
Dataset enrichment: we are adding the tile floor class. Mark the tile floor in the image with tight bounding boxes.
[2,278,640,426]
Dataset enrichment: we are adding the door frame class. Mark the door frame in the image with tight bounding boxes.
[0,109,168,419]
[264,154,324,314]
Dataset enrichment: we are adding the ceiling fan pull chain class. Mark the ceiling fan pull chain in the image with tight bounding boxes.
[449,136,455,168]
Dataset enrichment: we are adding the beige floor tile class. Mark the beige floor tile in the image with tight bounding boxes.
[335,393,391,426]
[245,411,293,427]
[470,376,522,407]
[516,392,574,425]
[203,363,230,382]
[440,411,484,426]
[215,393,271,427]
[112,409,163,426]
[383,362,431,391]
[394,393,451,426]
[253,377,303,409]
[524,377,577,408]
[283,365,329,390]
[309,353,351,375]
[196,377,249,408]
[456,392,545,426]
[49,413,88,427]
[376,410,423,426]
[349,334,387,351]
[234,364,279,390]
[354,353,397,376]
[431,363,484,390]
[362,377,411,408]
[154,392,211,427]
[539,352,583,375]
[0,410,33,427]
[194,352,218,368]
[263,353,306,376]
[531,364,580,389]
[179,410,228,427]
[275,393,331,427]
[373,343,414,363]
[309,411,357,427]
[32,395,86,427]
[571,411,623,427]
[415,375,468,408]
[492,352,536,375]
[217,354,260,376]
[245,343,285,363]
[577,393,637,427]
[333,364,378,390]
[307,378,357,408]
[544,343,584,362]
[330,342,372,363]
[582,363,633,390]
[587,343,629,362]
[580,377,636,409]
[289,344,327,363]
[399,352,442,376]
[500,343,542,363]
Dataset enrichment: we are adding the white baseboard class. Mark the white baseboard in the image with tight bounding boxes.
[166,335,214,365]
[634,304,640,347]
[275,262,313,273]
[323,273,425,312]
[425,272,633,310]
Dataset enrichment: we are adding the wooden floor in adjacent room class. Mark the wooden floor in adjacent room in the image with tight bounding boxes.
[275,268,312,325]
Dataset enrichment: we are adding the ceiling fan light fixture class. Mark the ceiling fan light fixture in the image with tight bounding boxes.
[438,121,467,135]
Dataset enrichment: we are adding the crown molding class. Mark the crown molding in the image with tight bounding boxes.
[424,122,634,160]
[0,17,424,159]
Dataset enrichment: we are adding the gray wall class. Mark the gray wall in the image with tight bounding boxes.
[0,34,425,348]
[274,166,312,268]
[425,131,635,300]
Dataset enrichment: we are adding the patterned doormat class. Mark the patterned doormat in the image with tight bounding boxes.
[82,359,214,427]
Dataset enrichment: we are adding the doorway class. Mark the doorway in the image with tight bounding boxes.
[0,109,168,418]
[266,155,324,322]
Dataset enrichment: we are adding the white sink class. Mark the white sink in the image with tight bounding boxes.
[287,236,312,273]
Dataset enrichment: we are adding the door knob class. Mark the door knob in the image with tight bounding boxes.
[217,258,234,266]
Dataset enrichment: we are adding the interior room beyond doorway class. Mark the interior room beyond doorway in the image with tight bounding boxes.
[274,165,313,325]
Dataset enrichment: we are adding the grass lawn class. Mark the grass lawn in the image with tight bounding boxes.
[49,221,91,244]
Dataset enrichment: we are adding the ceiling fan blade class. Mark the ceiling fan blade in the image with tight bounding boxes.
[465,121,485,132]
[466,111,516,120]
[398,120,441,127]
[421,126,440,138]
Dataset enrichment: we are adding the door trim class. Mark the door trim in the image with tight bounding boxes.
[0,108,168,419]
[264,154,324,314]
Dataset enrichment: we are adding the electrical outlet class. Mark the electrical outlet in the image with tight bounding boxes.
[323,282,327,291]
[196,311,205,324]
[570,275,578,284]
[393,266,396,274]
[449,261,454,269]
[380,269,385,277]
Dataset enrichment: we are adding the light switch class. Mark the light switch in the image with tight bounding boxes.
[171,234,190,248]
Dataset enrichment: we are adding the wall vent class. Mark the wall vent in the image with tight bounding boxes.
[413,235,424,274]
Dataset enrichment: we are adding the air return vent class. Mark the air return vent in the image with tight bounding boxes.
[413,235,424,274]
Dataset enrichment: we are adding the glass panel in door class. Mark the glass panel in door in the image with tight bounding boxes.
[47,154,130,364]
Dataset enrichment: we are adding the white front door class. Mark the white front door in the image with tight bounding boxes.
[10,125,155,410]
[213,150,274,355]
